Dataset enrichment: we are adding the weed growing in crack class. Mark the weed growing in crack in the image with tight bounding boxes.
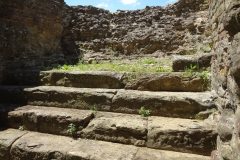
[90,106,97,117]
[67,123,76,136]
[139,106,150,117]
[19,125,26,131]
[182,64,197,77]
[198,67,210,81]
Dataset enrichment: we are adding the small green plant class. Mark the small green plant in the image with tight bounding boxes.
[182,64,197,77]
[155,67,172,72]
[19,125,26,131]
[67,123,76,136]
[139,106,150,117]
[195,115,203,120]
[198,67,210,81]
[90,106,97,116]
[59,64,74,70]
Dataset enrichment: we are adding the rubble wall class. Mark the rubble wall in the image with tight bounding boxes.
[0,0,69,83]
[208,0,240,159]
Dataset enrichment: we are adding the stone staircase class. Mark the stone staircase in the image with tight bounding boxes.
[0,65,218,159]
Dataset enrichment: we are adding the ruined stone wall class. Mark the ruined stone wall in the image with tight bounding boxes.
[208,0,240,159]
[62,0,210,63]
[0,0,69,83]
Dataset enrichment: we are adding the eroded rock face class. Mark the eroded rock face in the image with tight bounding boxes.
[0,0,69,83]
[62,0,210,63]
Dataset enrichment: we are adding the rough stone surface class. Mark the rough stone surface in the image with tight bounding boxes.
[63,1,209,64]
[133,147,211,160]
[0,129,213,160]
[39,71,126,89]
[66,138,138,160]
[125,72,209,92]
[147,116,217,155]
[10,132,77,160]
[0,128,27,160]
[0,85,217,118]
[81,112,148,146]
[112,89,217,118]
[3,70,209,92]
[208,0,240,159]
[7,105,93,136]
[0,0,70,83]
[172,54,213,71]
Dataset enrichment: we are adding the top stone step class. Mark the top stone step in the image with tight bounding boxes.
[3,70,209,92]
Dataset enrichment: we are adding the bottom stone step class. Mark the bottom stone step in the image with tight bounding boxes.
[2,104,217,156]
[0,129,211,160]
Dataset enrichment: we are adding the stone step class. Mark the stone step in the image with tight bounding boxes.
[1,105,217,155]
[0,128,211,160]
[172,54,213,72]
[82,112,217,156]
[2,105,93,136]
[0,86,218,118]
[2,70,209,92]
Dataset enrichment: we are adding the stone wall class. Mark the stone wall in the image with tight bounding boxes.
[62,0,210,63]
[208,0,240,159]
[0,0,69,83]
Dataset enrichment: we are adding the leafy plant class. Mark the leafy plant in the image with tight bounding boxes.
[67,123,76,136]
[198,67,210,81]
[90,106,97,116]
[182,64,197,77]
[155,67,172,72]
[59,64,74,70]
[19,125,26,131]
[139,106,150,117]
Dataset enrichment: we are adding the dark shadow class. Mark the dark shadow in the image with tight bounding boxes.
[0,104,22,127]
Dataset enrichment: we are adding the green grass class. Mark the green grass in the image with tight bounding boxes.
[52,59,172,73]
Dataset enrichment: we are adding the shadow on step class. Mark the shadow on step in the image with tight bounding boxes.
[0,104,23,127]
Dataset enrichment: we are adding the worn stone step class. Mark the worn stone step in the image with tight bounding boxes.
[0,86,218,118]
[172,54,213,72]
[3,70,209,91]
[1,105,93,136]
[1,105,217,155]
[82,112,217,156]
[0,128,211,160]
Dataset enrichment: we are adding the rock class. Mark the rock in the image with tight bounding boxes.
[67,136,139,160]
[0,85,217,118]
[0,129,27,160]
[10,132,78,160]
[112,89,217,118]
[0,0,69,73]
[217,110,235,141]
[133,147,211,160]
[172,54,213,72]
[81,112,147,146]
[39,71,126,89]
[7,105,93,136]
[125,72,209,92]
[147,116,217,155]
